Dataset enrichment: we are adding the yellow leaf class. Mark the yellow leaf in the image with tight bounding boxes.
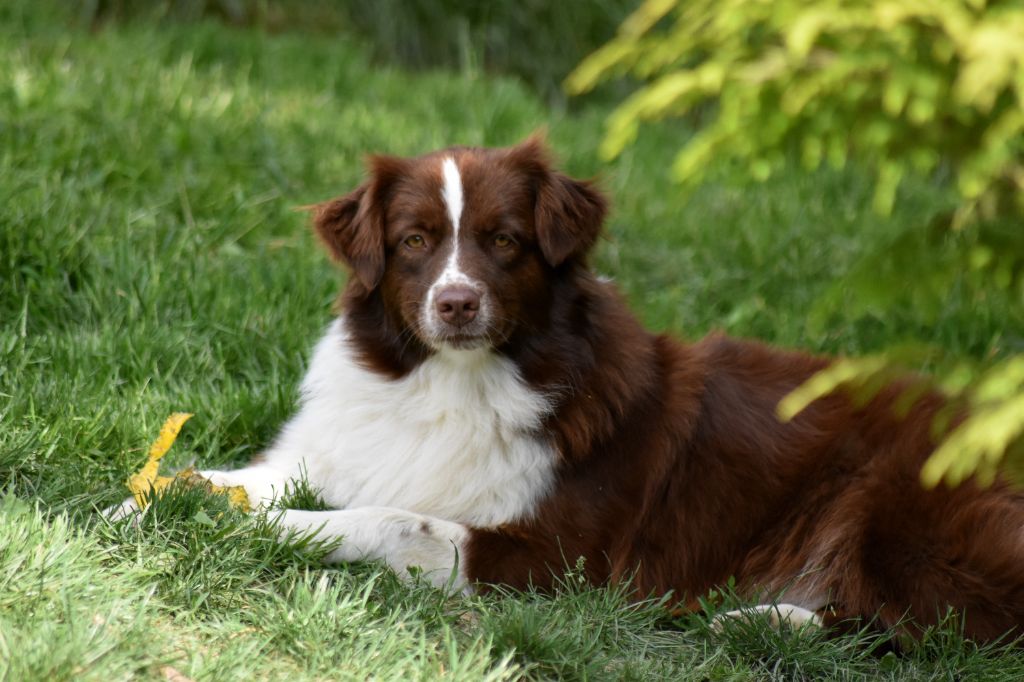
[175,467,251,513]
[127,412,192,508]
[223,485,252,512]
[125,413,251,512]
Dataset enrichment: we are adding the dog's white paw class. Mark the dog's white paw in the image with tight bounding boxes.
[711,603,822,633]
[196,467,287,508]
[103,495,143,522]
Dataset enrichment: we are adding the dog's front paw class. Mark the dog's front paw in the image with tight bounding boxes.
[195,467,287,509]
[102,469,243,522]
[103,495,143,522]
[711,603,822,633]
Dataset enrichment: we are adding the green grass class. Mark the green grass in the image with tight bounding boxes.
[78,0,635,105]
[2,1,1023,679]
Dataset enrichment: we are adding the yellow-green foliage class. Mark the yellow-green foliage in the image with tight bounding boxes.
[568,0,1024,222]
[568,0,1024,488]
[776,353,1024,488]
[922,355,1024,487]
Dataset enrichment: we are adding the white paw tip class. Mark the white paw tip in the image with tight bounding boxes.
[102,497,143,523]
[711,604,823,633]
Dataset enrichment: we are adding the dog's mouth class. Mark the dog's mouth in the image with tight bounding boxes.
[432,329,492,350]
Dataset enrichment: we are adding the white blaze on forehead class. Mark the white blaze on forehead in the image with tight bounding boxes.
[433,156,472,287]
[441,156,464,234]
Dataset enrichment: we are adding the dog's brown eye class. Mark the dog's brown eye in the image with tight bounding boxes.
[494,234,515,248]
[404,235,426,249]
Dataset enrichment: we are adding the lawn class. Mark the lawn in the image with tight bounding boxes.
[2,1,1023,679]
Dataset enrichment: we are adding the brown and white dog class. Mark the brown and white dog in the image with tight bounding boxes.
[115,137,1024,642]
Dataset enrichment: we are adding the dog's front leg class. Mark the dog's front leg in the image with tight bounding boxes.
[105,464,293,520]
[276,507,470,590]
[197,464,293,509]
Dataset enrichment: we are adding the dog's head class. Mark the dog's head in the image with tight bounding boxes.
[313,136,607,351]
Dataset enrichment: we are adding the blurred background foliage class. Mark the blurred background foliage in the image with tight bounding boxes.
[569,0,1024,488]
[77,0,634,104]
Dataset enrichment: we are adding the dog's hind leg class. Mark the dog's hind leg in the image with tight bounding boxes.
[275,507,470,590]
[711,603,824,632]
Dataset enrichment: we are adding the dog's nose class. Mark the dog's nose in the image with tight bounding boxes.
[436,286,480,327]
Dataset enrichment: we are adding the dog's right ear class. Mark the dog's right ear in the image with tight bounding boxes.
[312,156,408,291]
[312,184,383,291]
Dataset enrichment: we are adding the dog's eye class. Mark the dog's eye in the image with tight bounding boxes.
[403,235,426,249]
[493,234,515,248]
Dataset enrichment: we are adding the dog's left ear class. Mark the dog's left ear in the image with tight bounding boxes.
[506,135,608,266]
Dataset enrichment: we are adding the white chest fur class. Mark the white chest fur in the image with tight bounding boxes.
[261,318,557,527]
